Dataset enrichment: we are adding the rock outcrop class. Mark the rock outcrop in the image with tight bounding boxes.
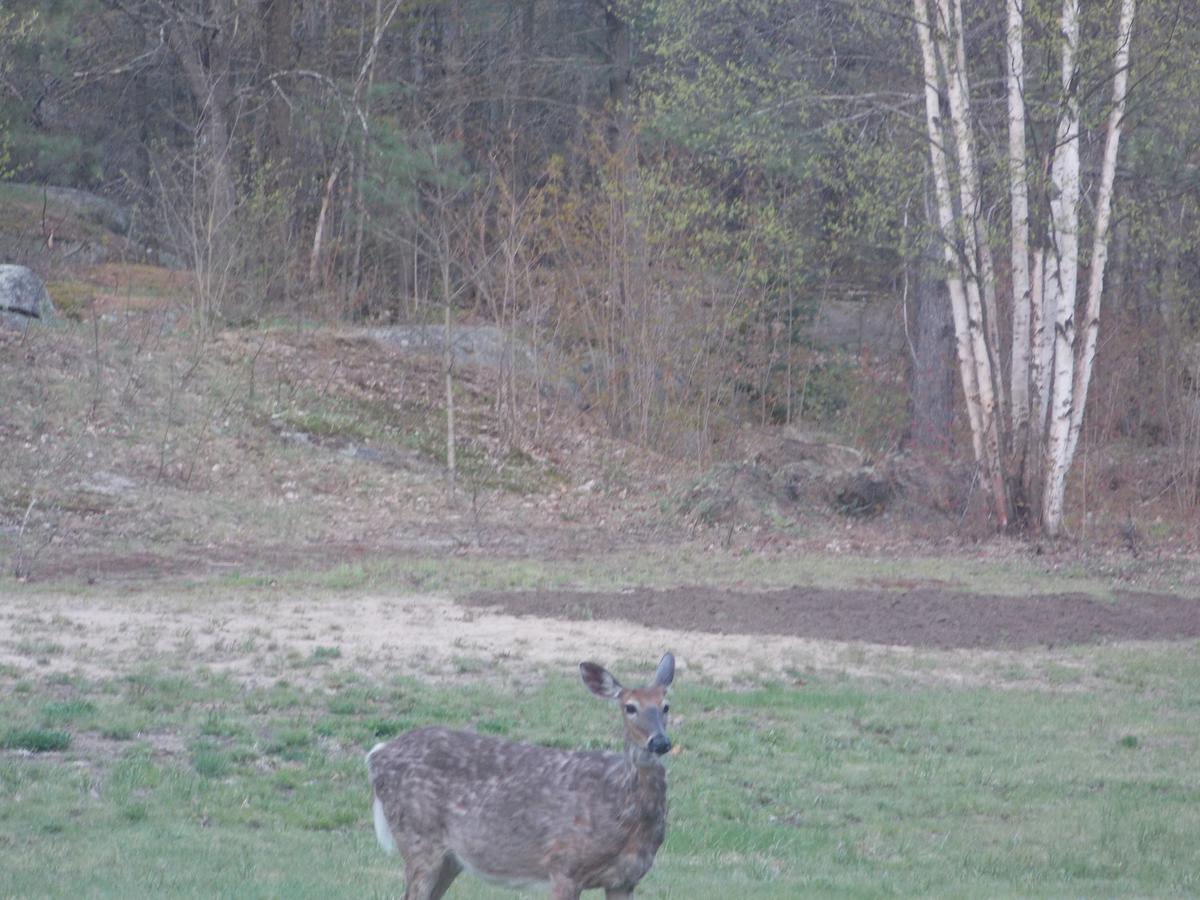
[0,265,56,328]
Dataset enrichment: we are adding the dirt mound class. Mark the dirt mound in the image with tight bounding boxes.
[676,436,980,534]
[463,586,1200,650]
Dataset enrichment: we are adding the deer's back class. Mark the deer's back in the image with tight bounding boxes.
[368,726,666,889]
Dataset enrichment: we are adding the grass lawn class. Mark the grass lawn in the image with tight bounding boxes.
[1,629,1198,898]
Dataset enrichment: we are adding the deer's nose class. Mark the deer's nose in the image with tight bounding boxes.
[648,734,671,755]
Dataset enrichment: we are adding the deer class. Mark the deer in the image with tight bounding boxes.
[366,653,676,900]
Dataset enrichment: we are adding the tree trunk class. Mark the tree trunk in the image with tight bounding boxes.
[1065,0,1137,465]
[444,0,466,143]
[307,0,403,284]
[1026,248,1048,511]
[928,0,1009,526]
[1042,0,1082,536]
[1031,248,1052,433]
[1007,0,1033,490]
[309,166,341,282]
[445,297,457,495]
[510,0,538,194]
[949,0,1007,429]
[914,0,985,468]
[605,0,633,153]
[166,17,237,232]
[351,0,385,296]
[260,0,293,168]
[914,0,1135,536]
[441,221,457,496]
[908,195,957,454]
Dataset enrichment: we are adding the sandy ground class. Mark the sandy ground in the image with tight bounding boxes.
[0,587,1156,692]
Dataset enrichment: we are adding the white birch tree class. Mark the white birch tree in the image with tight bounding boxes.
[1065,0,1137,469]
[914,0,982,461]
[914,0,1137,536]
[1041,0,1083,534]
[1041,0,1136,535]
[1007,0,1033,486]
[914,0,1009,527]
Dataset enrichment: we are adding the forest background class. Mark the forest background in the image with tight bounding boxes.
[3,0,1199,539]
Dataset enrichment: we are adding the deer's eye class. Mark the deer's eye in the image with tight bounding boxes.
[662,704,670,715]
[624,703,638,715]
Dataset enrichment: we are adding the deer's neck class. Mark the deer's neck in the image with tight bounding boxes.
[614,742,667,826]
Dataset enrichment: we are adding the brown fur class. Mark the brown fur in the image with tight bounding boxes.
[367,654,675,900]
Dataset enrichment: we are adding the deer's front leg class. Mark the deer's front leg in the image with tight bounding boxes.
[550,875,582,900]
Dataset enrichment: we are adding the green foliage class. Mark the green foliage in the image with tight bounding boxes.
[0,4,38,182]
[646,0,817,175]
[362,115,474,243]
[0,2,109,185]
[3,131,99,186]
[2,728,71,752]
[644,0,922,272]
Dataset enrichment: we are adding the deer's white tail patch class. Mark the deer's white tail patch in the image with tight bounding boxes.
[373,794,397,854]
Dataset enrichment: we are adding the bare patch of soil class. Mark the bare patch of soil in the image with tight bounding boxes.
[0,591,855,687]
[463,586,1200,650]
[3,586,1195,694]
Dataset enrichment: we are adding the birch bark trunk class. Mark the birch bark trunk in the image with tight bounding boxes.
[913,0,985,464]
[1065,0,1136,465]
[933,0,1009,526]
[950,0,1006,427]
[1042,0,1082,535]
[914,0,1135,535]
[912,0,979,458]
[1032,248,1052,432]
[1007,0,1033,479]
[1027,248,1048,510]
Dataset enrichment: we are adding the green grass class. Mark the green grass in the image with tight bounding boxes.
[189,739,232,778]
[0,643,1198,897]
[2,728,71,752]
[9,538,1192,604]
[173,545,1191,600]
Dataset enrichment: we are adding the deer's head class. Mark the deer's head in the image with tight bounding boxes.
[580,653,674,767]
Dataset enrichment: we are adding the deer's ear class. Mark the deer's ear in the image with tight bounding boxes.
[654,653,675,687]
[580,662,622,699]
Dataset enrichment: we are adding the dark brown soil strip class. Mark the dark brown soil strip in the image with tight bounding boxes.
[462,586,1200,650]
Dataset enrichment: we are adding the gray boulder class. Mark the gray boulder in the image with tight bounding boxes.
[42,185,132,236]
[367,325,534,373]
[0,265,56,328]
